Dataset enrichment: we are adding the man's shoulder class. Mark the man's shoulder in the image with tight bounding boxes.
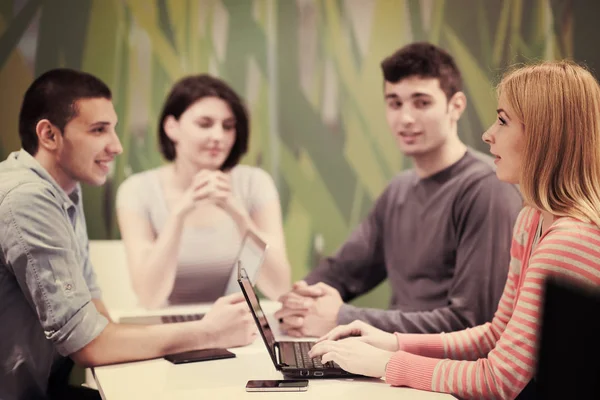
[458,149,498,180]
[0,163,55,206]
[387,169,418,189]
[374,169,418,201]
[457,150,519,194]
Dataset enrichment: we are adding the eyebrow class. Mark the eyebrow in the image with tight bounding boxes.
[195,116,236,122]
[89,121,118,130]
[384,92,433,100]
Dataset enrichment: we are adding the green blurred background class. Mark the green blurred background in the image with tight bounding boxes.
[1,0,598,309]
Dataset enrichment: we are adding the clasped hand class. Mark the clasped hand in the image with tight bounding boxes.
[175,170,247,221]
[274,281,343,337]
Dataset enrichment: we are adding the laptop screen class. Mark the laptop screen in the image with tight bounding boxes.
[238,271,278,366]
[224,231,268,294]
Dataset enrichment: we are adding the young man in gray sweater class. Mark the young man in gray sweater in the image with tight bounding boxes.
[275,42,523,337]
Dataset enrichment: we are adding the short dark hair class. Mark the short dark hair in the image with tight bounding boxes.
[158,75,249,171]
[380,42,462,100]
[18,68,112,155]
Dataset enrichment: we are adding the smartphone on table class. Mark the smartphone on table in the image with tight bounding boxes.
[246,379,309,392]
[164,348,235,364]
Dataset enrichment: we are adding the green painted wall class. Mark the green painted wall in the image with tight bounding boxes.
[0,0,589,308]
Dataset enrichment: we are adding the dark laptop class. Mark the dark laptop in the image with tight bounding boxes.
[238,268,357,379]
[536,276,600,399]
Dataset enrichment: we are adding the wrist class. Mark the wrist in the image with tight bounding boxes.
[382,351,394,377]
[228,206,252,233]
[172,203,191,221]
[195,319,218,349]
[390,333,399,352]
[224,199,248,220]
[332,302,343,324]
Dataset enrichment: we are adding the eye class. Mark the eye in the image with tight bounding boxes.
[223,123,236,131]
[498,117,507,126]
[387,100,401,109]
[197,120,214,129]
[414,99,431,108]
[92,126,106,134]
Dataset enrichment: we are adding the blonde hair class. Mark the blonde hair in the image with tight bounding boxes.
[499,60,600,226]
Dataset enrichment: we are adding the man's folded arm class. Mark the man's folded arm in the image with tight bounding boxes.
[2,184,109,357]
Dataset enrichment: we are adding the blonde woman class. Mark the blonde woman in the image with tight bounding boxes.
[309,61,600,399]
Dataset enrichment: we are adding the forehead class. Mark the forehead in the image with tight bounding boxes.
[184,96,234,118]
[384,77,445,98]
[71,97,117,124]
[497,93,517,115]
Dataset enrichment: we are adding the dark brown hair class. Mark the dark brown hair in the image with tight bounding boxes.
[381,42,462,100]
[19,68,112,155]
[158,74,249,171]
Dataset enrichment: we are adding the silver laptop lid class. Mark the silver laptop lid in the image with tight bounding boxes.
[223,230,267,295]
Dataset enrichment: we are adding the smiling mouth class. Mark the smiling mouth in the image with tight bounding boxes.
[399,132,422,137]
[95,160,112,170]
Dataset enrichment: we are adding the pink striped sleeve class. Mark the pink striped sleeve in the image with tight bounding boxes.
[386,217,600,399]
[385,351,439,388]
[395,333,444,358]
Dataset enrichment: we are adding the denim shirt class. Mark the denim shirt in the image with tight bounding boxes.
[0,150,108,399]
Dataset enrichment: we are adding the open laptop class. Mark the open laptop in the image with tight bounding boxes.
[238,267,357,379]
[535,276,600,399]
[119,231,268,325]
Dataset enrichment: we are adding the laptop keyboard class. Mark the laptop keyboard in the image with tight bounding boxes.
[282,341,337,369]
[160,313,204,323]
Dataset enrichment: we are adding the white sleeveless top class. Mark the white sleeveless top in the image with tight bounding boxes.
[116,165,279,304]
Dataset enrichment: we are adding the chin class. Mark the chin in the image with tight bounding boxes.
[84,175,108,187]
[495,170,518,184]
[399,146,434,158]
[196,158,224,171]
[396,143,422,156]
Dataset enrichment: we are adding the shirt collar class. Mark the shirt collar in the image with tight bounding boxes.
[9,149,81,208]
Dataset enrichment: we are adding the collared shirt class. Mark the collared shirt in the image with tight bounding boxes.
[0,150,108,399]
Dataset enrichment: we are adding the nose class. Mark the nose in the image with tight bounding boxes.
[208,125,225,142]
[397,108,416,126]
[482,127,493,144]
[108,131,123,155]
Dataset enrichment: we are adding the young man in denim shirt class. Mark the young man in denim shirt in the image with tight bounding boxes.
[0,69,257,400]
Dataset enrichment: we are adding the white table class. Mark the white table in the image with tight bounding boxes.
[93,302,455,399]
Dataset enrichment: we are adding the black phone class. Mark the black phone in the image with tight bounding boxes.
[164,348,235,364]
[245,379,309,392]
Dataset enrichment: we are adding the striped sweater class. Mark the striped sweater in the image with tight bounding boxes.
[385,207,600,399]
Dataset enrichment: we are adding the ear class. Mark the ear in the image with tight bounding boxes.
[163,115,179,143]
[448,91,467,121]
[35,119,60,152]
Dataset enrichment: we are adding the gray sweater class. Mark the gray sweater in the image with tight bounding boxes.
[304,150,523,333]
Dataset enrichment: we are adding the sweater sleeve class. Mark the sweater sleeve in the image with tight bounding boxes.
[303,183,391,301]
[385,214,600,399]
